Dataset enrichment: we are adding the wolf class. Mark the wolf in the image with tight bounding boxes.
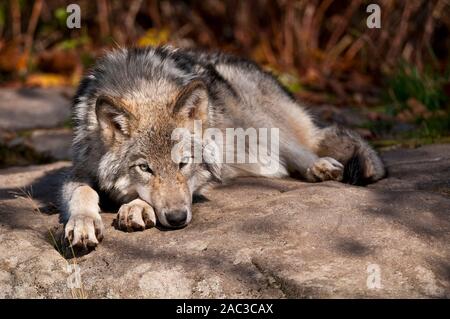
[60,46,385,248]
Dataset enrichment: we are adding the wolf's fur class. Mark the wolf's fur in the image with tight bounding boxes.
[61,46,385,248]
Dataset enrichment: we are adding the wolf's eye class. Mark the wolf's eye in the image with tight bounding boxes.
[138,164,153,174]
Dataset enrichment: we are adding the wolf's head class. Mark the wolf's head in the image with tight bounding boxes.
[79,48,222,228]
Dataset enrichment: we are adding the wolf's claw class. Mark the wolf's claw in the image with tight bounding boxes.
[306,157,344,182]
[65,215,104,248]
[115,198,156,232]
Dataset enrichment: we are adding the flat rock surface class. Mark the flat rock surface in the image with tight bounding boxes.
[0,87,72,131]
[28,128,72,160]
[0,144,449,298]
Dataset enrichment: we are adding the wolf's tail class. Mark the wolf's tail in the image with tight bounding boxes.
[316,126,386,185]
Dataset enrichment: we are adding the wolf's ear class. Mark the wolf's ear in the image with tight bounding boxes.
[95,96,131,140]
[173,81,208,121]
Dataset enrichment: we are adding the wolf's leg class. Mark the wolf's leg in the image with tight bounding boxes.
[305,157,344,182]
[114,198,156,232]
[284,143,345,182]
[61,178,104,248]
[315,125,385,184]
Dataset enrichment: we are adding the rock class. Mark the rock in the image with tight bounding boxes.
[371,143,450,195]
[309,104,368,128]
[0,162,71,297]
[0,87,73,131]
[0,128,72,167]
[0,145,449,298]
[29,129,72,160]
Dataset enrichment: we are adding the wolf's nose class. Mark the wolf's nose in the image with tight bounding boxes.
[166,209,187,227]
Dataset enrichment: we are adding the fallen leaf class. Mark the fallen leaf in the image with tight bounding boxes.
[137,28,170,47]
[26,73,70,87]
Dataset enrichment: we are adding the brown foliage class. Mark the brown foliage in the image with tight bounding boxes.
[0,0,449,105]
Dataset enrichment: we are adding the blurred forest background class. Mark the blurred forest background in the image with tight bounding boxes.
[0,0,449,164]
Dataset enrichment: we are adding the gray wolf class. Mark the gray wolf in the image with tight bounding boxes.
[60,46,385,248]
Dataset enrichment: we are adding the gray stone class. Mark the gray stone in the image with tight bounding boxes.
[29,129,72,160]
[309,104,368,128]
[0,145,449,298]
[0,87,72,131]
[371,143,450,195]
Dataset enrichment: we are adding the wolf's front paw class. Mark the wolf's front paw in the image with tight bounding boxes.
[306,157,344,182]
[65,215,104,248]
[115,198,156,232]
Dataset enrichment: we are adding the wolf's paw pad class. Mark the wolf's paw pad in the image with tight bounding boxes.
[65,215,104,249]
[114,199,156,232]
[306,157,344,182]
